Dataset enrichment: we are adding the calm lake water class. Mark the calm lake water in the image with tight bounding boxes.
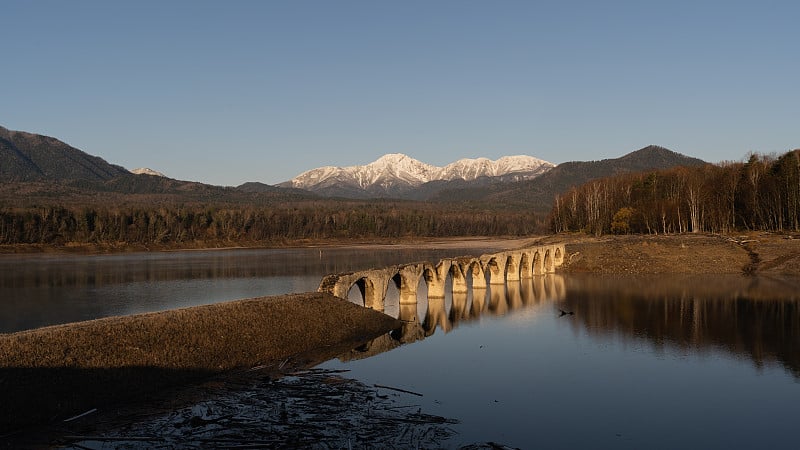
[0,245,503,333]
[2,246,799,448]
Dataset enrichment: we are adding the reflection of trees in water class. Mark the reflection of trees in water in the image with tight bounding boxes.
[0,247,496,290]
[560,275,800,378]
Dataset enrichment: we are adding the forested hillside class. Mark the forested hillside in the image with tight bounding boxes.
[550,151,800,235]
[0,126,129,181]
[430,146,707,212]
[0,201,542,248]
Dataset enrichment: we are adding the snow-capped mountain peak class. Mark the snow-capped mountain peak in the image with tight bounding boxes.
[280,153,554,198]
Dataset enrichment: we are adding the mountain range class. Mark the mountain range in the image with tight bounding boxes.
[278,153,554,198]
[0,125,709,211]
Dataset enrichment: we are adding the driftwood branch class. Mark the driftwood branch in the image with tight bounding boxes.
[373,384,423,397]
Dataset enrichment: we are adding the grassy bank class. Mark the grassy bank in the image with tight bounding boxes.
[0,293,400,434]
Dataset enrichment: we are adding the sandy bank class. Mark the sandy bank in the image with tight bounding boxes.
[535,232,800,276]
[0,236,539,255]
[0,293,400,434]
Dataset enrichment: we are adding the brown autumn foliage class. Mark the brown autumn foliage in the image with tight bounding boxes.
[550,150,800,235]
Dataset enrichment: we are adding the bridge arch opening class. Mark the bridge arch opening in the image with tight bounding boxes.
[415,274,429,325]
[505,254,520,281]
[532,251,543,275]
[381,273,401,319]
[519,253,532,278]
[347,277,376,309]
[544,250,553,273]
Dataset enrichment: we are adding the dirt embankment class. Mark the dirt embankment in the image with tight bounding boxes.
[0,293,400,434]
[536,232,800,276]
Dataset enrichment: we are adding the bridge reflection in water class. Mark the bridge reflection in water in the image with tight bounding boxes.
[339,272,800,379]
[342,274,567,361]
[317,244,566,340]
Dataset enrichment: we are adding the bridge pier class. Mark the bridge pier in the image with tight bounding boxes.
[483,256,507,285]
[423,260,451,298]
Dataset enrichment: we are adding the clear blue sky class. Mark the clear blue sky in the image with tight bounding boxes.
[2,1,798,186]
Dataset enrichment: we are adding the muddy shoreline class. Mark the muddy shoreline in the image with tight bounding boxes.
[0,236,539,256]
[0,293,399,438]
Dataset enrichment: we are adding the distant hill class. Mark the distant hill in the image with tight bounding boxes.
[428,145,708,212]
[0,126,316,206]
[0,126,130,182]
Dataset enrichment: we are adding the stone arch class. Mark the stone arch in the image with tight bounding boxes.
[519,252,533,279]
[485,257,505,285]
[544,249,553,273]
[505,254,520,282]
[349,276,382,311]
[532,251,543,276]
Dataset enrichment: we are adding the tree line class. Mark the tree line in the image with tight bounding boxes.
[0,201,543,246]
[549,150,800,235]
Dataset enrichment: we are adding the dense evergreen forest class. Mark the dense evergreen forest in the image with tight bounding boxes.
[549,150,800,235]
[0,201,542,247]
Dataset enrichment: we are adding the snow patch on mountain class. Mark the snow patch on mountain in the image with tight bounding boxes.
[131,167,166,177]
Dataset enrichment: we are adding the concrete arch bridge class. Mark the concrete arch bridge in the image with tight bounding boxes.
[318,243,565,311]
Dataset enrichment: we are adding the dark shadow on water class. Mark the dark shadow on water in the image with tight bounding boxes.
[0,366,216,440]
[3,360,461,449]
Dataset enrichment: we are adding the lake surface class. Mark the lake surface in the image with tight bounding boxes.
[0,245,503,334]
[324,273,800,448]
[2,246,799,448]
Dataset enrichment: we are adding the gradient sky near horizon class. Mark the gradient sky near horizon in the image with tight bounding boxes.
[2,1,798,186]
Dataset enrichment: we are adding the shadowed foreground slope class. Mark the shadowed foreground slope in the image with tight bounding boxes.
[0,293,400,434]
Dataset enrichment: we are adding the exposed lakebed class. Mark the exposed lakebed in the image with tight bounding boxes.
[3,240,800,448]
